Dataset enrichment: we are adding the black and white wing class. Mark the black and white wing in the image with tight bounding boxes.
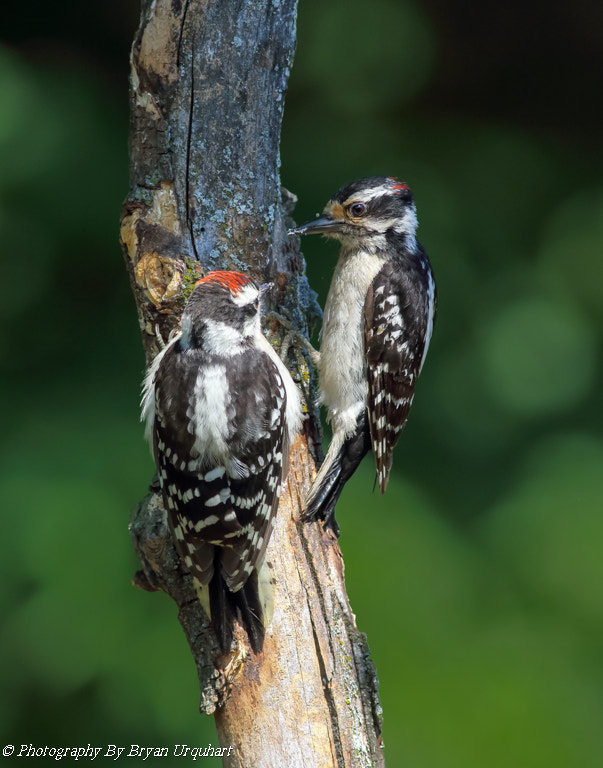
[364,251,436,492]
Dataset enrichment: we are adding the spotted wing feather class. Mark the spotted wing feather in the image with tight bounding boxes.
[152,341,288,649]
[364,254,434,492]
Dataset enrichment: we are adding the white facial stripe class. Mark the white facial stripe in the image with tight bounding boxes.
[344,183,408,205]
[359,205,418,238]
[344,183,395,204]
[231,282,260,307]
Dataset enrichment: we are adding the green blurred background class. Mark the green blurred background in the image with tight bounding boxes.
[1,0,602,765]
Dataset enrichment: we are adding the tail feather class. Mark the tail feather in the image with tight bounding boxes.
[305,413,371,531]
[232,571,265,653]
[205,563,269,654]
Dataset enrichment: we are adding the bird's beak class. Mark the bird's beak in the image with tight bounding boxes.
[259,282,274,296]
[288,215,344,237]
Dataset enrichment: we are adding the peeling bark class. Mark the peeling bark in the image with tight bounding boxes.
[122,1,385,765]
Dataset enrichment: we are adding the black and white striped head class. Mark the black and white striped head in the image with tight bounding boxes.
[180,271,270,350]
[289,176,418,252]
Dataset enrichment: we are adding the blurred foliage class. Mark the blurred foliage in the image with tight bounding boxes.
[1,0,602,765]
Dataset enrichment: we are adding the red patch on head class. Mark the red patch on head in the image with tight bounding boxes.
[195,270,255,294]
[387,176,410,192]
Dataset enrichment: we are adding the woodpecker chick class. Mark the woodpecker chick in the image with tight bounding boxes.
[289,176,436,527]
[141,271,302,653]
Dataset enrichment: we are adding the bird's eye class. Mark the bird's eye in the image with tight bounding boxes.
[349,202,366,217]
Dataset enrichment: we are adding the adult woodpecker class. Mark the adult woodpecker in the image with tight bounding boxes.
[289,176,436,528]
[141,271,302,652]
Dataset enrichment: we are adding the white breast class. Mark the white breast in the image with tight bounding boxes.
[318,248,386,437]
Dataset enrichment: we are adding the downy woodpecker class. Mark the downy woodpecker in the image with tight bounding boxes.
[289,176,436,527]
[141,271,302,653]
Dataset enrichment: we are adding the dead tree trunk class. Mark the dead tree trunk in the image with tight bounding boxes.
[121,1,385,766]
